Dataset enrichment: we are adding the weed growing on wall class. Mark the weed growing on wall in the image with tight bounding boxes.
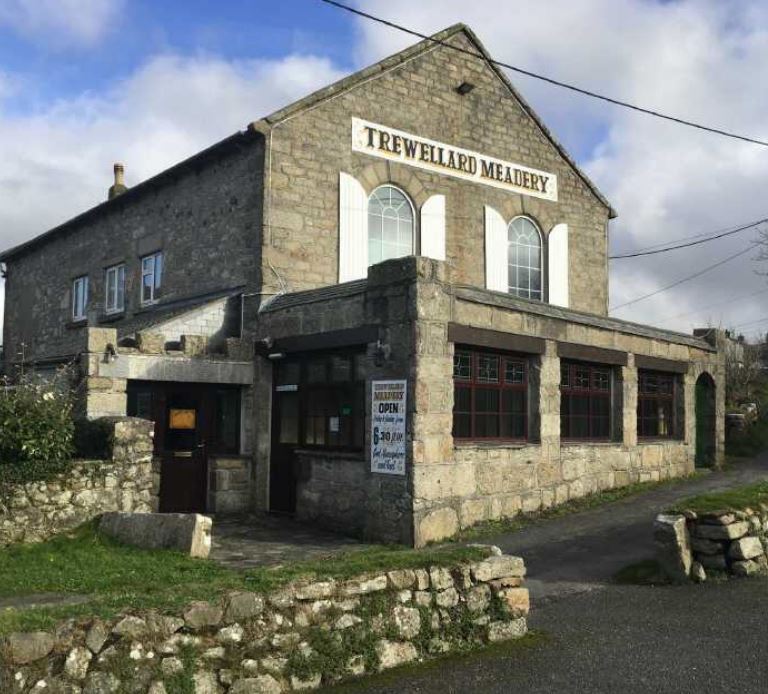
[0,369,75,494]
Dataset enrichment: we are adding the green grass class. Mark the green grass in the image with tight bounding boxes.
[456,472,706,541]
[0,523,488,636]
[669,480,768,515]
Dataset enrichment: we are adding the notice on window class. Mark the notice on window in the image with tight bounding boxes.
[371,380,407,476]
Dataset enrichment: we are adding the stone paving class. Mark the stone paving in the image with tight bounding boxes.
[209,513,369,570]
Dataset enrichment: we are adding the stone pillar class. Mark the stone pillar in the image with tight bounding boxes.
[251,357,273,512]
[622,354,638,448]
[538,340,564,505]
[83,328,127,419]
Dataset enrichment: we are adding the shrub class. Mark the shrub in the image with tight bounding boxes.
[0,371,75,489]
[725,415,768,458]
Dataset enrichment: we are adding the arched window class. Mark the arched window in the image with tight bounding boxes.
[368,185,415,266]
[508,216,542,300]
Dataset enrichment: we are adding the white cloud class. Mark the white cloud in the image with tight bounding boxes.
[352,0,768,338]
[0,0,123,46]
[0,51,345,336]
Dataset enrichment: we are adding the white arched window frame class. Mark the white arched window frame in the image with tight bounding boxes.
[367,185,417,267]
[507,216,544,301]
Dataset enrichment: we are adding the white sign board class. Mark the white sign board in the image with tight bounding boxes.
[352,117,557,202]
[370,380,407,476]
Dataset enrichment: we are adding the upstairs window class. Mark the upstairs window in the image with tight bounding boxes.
[638,370,679,439]
[508,216,542,301]
[560,361,612,440]
[141,252,163,305]
[72,276,88,321]
[368,185,414,266]
[105,264,126,314]
[452,348,528,440]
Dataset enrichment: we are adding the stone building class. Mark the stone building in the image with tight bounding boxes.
[0,25,725,545]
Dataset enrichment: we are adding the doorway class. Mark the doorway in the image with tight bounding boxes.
[695,372,716,468]
[127,381,241,512]
[269,352,365,515]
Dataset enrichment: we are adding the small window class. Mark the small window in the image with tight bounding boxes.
[72,276,88,321]
[105,264,126,314]
[452,348,528,441]
[560,361,612,440]
[368,185,415,266]
[508,216,542,301]
[141,252,163,305]
[638,370,679,439]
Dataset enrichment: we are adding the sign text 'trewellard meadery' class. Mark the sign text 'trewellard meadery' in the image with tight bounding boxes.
[352,118,557,202]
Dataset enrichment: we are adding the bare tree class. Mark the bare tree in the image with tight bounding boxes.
[725,336,762,406]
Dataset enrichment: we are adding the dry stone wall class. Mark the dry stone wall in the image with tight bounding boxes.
[655,507,768,582]
[0,418,156,546]
[0,550,529,693]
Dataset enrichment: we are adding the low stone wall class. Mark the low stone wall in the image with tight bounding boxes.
[655,507,768,582]
[1,551,529,693]
[0,418,156,546]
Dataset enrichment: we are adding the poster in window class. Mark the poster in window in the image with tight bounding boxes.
[370,380,407,475]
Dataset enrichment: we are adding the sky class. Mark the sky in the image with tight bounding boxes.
[1,0,768,342]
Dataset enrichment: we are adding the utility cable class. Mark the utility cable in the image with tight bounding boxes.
[319,0,768,148]
[610,218,768,259]
[610,243,759,312]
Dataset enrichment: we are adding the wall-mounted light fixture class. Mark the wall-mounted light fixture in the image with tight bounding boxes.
[455,81,476,96]
[104,344,118,364]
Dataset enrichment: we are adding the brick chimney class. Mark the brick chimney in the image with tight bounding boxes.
[108,163,128,200]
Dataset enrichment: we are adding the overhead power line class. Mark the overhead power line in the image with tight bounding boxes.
[610,243,759,312]
[655,286,768,323]
[319,0,768,147]
[610,218,768,259]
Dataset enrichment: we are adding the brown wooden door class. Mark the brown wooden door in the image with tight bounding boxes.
[158,387,208,513]
[270,387,299,514]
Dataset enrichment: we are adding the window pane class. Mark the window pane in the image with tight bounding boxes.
[216,389,240,452]
[507,217,542,301]
[368,186,413,265]
[330,355,352,382]
[505,360,525,384]
[477,355,499,383]
[454,352,472,380]
[154,253,163,290]
[475,388,499,413]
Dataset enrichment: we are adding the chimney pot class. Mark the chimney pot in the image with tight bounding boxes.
[108,162,128,200]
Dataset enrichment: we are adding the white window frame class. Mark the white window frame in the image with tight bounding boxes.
[72,276,88,321]
[140,251,163,306]
[507,215,544,302]
[367,184,417,267]
[105,263,126,314]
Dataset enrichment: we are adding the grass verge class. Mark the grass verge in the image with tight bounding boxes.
[455,472,706,541]
[668,479,768,515]
[0,523,488,636]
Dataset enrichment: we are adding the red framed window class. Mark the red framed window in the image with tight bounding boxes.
[560,361,612,440]
[638,370,678,439]
[453,348,528,441]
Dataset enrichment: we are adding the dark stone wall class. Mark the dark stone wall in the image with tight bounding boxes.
[2,136,265,368]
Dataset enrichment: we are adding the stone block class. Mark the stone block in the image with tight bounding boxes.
[183,601,224,630]
[137,332,166,354]
[375,640,418,671]
[498,587,530,617]
[470,555,526,582]
[653,514,691,582]
[487,618,527,642]
[98,512,212,558]
[694,521,749,541]
[728,536,764,560]
[415,506,459,546]
[87,328,118,355]
[690,537,723,555]
[5,631,55,665]
[181,334,209,357]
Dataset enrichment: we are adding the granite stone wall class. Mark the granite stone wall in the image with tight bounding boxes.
[258,27,612,314]
[0,550,529,693]
[2,135,264,370]
[252,257,725,548]
[0,418,157,546]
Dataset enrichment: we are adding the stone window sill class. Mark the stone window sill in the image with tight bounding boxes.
[98,311,126,324]
[294,449,364,461]
[454,440,540,450]
[637,438,685,445]
[560,441,622,447]
[66,319,88,330]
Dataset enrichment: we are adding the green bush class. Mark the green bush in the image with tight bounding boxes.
[0,373,75,489]
[725,416,768,458]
